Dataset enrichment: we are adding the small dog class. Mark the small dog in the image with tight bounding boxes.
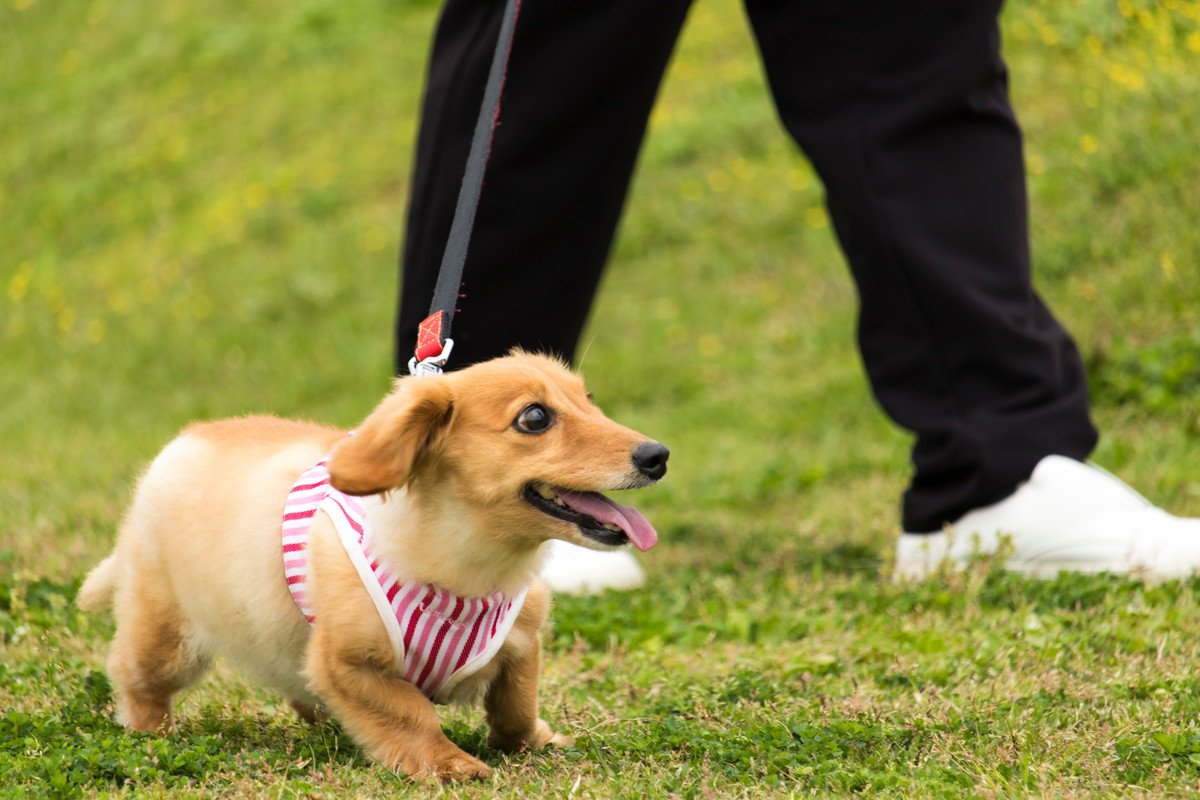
[78,352,667,781]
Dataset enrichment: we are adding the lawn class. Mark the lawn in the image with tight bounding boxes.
[3,0,1200,796]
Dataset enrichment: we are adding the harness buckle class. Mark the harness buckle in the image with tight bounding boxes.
[407,338,454,377]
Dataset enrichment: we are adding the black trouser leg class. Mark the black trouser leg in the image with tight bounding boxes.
[743,0,1098,531]
[399,0,1098,532]
[396,0,692,370]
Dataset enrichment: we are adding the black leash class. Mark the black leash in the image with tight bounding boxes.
[410,0,523,376]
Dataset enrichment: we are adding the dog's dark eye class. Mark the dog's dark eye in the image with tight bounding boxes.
[514,404,554,434]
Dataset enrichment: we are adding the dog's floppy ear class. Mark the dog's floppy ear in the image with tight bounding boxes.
[328,377,454,495]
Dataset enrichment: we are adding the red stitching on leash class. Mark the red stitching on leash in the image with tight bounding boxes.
[415,312,448,362]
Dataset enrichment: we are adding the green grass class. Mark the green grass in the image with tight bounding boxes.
[3,0,1200,796]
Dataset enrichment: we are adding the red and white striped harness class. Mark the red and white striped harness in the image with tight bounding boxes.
[282,455,527,703]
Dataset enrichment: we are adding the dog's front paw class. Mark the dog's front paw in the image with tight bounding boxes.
[413,749,493,783]
[488,717,574,752]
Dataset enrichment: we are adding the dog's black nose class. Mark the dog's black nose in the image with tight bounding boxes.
[632,442,669,480]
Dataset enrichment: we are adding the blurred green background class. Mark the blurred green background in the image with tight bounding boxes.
[3,0,1200,796]
[4,0,1198,578]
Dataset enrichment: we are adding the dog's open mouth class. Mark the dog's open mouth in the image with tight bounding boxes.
[523,482,658,552]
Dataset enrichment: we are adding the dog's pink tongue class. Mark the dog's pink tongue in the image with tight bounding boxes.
[555,490,658,552]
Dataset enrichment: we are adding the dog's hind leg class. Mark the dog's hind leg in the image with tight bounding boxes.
[288,698,327,724]
[107,571,211,734]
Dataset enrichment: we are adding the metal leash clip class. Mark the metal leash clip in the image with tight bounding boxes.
[408,338,454,377]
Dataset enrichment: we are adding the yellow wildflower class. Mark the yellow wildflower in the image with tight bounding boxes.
[58,50,79,76]
[1160,252,1176,280]
[697,333,721,356]
[730,157,753,183]
[87,0,108,24]
[805,206,829,229]
[7,264,31,301]
[706,169,732,193]
[360,226,391,254]
[1107,63,1146,91]
[243,183,268,210]
[787,168,811,192]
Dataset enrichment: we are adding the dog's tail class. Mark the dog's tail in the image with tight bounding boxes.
[77,553,119,611]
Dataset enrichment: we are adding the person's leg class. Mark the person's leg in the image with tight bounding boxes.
[743,0,1097,533]
[397,0,693,372]
[399,0,693,593]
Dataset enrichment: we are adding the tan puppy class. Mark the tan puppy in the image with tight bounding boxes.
[77,352,667,781]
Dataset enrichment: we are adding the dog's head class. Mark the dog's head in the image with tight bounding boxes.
[327,352,666,553]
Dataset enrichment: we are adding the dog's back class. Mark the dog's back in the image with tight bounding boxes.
[79,416,344,718]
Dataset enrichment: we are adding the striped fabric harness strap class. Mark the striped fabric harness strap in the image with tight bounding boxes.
[282,452,528,701]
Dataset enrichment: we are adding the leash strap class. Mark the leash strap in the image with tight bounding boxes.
[410,0,523,376]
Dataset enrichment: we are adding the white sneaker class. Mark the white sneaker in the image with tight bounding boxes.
[895,455,1200,580]
[539,540,646,594]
